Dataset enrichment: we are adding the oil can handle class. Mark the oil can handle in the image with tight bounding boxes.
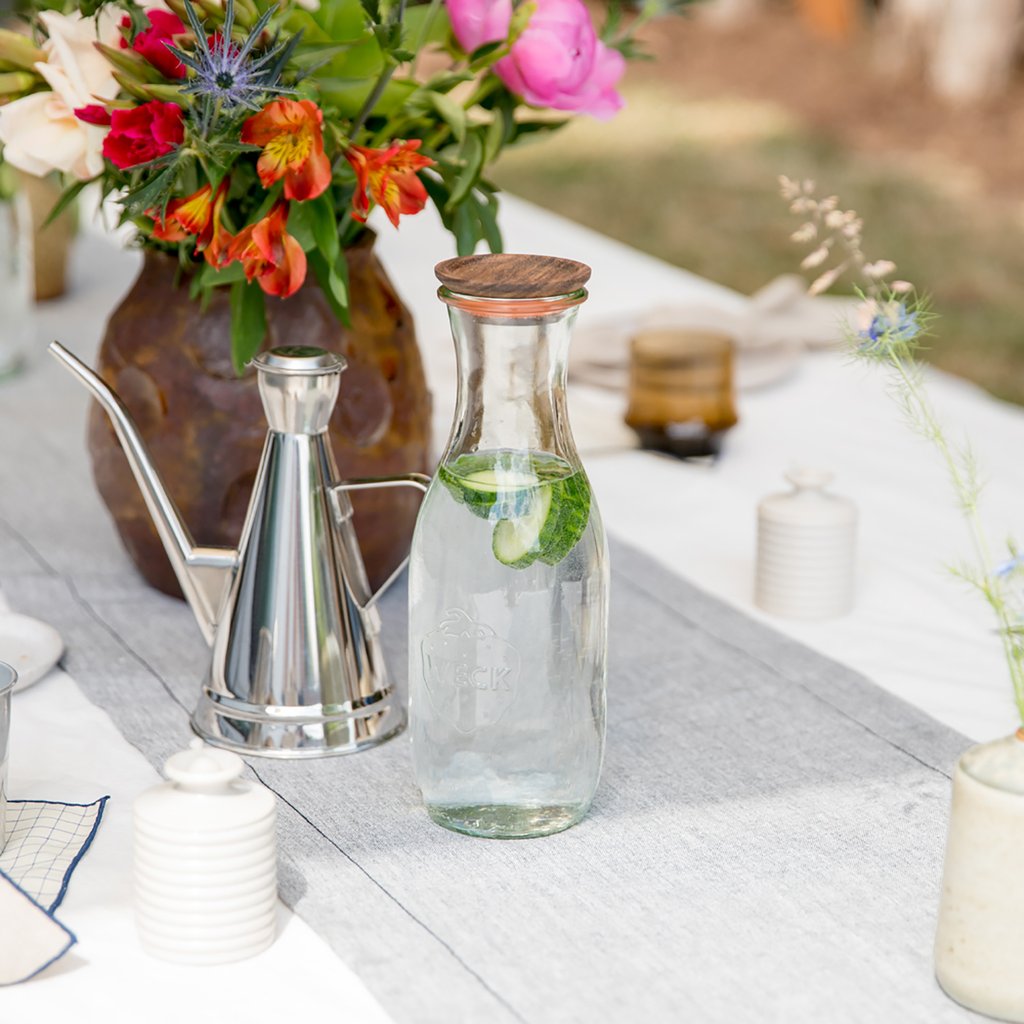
[330,473,431,609]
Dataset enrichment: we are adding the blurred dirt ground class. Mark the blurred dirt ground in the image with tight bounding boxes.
[637,8,1024,199]
[492,7,1024,403]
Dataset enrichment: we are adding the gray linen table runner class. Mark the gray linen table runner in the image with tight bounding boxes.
[0,353,978,1022]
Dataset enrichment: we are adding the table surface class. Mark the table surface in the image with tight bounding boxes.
[3,193,1015,1021]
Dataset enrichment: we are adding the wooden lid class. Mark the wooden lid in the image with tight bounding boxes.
[630,329,734,367]
[435,254,591,299]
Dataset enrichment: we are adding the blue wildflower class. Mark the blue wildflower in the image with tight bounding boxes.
[995,553,1024,578]
[857,301,921,354]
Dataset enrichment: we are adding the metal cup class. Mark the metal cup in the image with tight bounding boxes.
[0,662,17,852]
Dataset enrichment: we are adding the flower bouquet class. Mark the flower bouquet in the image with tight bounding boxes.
[0,0,689,597]
[0,0,682,369]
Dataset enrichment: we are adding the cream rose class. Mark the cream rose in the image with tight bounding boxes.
[0,10,120,180]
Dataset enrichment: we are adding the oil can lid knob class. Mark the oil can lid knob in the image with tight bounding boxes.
[252,346,346,376]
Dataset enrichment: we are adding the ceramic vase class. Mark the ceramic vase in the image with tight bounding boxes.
[934,730,1024,1020]
[88,234,432,594]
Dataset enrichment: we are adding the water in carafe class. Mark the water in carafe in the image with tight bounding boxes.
[408,255,609,839]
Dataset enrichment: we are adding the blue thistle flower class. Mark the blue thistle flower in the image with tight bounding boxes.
[169,0,298,130]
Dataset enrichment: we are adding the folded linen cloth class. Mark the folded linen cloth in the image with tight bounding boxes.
[571,274,859,393]
[0,874,76,985]
[0,797,108,984]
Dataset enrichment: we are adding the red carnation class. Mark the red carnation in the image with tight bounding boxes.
[74,105,112,126]
[102,102,184,170]
[121,11,186,80]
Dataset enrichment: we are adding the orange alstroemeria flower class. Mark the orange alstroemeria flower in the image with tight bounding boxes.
[150,179,231,269]
[201,180,233,269]
[226,201,306,299]
[149,185,204,242]
[241,99,331,202]
[345,139,434,228]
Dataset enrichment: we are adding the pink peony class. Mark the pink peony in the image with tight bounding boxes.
[446,0,512,53]
[446,0,624,119]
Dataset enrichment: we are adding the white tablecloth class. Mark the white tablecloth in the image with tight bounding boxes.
[3,194,1015,1020]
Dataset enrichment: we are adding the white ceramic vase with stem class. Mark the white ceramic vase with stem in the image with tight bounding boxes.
[934,729,1024,1020]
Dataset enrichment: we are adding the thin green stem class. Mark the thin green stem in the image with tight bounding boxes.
[889,354,1024,721]
[784,178,1024,722]
[348,0,409,141]
[410,0,442,77]
[462,73,501,109]
[348,58,398,141]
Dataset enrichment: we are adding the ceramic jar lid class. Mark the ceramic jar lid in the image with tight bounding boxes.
[134,739,276,833]
[758,469,857,528]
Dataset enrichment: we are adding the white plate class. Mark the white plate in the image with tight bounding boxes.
[0,614,64,692]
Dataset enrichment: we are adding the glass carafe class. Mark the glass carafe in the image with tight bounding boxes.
[408,254,609,839]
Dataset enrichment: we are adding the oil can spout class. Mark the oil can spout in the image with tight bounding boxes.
[48,342,236,644]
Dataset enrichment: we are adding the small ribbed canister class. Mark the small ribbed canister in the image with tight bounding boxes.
[133,739,277,965]
[755,469,857,620]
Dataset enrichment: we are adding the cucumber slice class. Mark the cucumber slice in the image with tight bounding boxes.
[537,472,591,566]
[492,473,591,569]
[439,463,538,521]
[492,486,553,568]
[441,450,592,569]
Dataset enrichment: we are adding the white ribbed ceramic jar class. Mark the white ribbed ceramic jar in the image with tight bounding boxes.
[133,739,277,965]
[755,469,857,620]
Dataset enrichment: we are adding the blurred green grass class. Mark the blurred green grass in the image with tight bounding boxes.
[492,84,1024,404]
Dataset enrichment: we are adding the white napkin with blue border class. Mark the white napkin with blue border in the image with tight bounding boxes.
[0,797,108,985]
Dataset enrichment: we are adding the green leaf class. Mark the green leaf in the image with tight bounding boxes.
[469,40,503,62]
[321,30,385,83]
[427,90,466,144]
[308,194,341,265]
[291,41,364,65]
[195,259,247,291]
[511,117,570,141]
[468,40,509,71]
[287,202,317,252]
[43,178,92,229]
[423,69,475,93]
[483,113,505,166]
[422,173,455,231]
[314,0,372,41]
[318,76,416,118]
[404,0,450,47]
[446,131,484,211]
[230,280,267,374]
[120,162,181,218]
[308,250,350,324]
[473,191,503,253]
[453,203,478,256]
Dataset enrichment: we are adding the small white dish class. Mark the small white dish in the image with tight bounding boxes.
[0,614,63,692]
